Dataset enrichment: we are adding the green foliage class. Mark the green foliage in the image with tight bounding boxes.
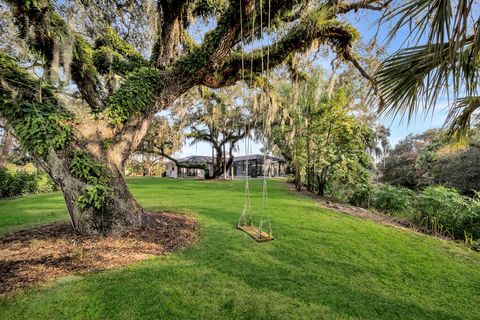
[0,53,73,157]
[7,101,73,156]
[10,0,69,59]
[415,186,480,239]
[0,167,56,198]
[381,129,441,189]
[191,0,228,18]
[382,128,480,195]
[70,150,107,185]
[351,182,480,241]
[272,71,373,195]
[106,67,163,124]
[92,46,126,74]
[348,183,373,208]
[372,184,414,213]
[348,184,414,214]
[429,145,480,195]
[93,27,148,75]
[76,184,113,210]
[69,150,112,209]
[72,35,103,86]
[101,138,113,150]
[95,27,145,64]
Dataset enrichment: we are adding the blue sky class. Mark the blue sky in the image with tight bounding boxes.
[177,5,447,157]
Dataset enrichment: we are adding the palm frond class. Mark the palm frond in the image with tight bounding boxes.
[444,96,480,148]
[376,43,450,120]
[376,36,479,121]
[378,0,479,128]
[387,0,453,45]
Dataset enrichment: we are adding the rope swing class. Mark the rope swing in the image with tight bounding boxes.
[237,0,273,242]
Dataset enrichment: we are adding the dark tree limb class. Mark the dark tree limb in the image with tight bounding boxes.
[153,0,191,68]
[336,0,392,14]
[202,19,367,87]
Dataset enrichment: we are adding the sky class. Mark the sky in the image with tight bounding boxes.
[176,5,449,158]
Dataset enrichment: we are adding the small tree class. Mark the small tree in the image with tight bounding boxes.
[272,66,374,194]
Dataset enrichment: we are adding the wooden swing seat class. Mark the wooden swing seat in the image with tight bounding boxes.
[237,225,274,242]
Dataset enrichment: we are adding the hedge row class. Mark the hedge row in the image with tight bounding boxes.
[0,167,57,198]
[349,184,480,241]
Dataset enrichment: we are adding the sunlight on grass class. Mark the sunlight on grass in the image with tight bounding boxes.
[1,178,479,319]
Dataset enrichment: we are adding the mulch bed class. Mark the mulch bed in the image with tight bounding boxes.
[0,212,197,294]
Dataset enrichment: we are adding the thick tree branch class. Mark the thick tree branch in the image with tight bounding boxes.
[336,0,391,14]
[152,0,191,68]
[203,16,369,87]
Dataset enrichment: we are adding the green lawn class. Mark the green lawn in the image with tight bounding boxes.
[1,178,480,319]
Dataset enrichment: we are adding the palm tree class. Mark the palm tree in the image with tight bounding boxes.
[376,1,479,145]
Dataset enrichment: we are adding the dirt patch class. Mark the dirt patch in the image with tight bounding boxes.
[0,212,197,294]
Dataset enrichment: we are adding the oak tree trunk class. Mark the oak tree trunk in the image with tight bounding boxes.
[42,150,146,235]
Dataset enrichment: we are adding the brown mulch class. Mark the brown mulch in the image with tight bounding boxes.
[0,212,197,294]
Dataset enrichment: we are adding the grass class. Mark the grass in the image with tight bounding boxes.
[0,192,66,234]
[1,178,480,319]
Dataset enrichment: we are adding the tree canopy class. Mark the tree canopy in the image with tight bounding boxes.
[271,68,374,195]
[0,0,388,234]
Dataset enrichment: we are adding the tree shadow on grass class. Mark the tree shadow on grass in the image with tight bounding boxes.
[38,248,466,320]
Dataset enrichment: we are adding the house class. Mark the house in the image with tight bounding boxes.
[164,154,287,178]
[164,155,214,178]
[233,154,287,178]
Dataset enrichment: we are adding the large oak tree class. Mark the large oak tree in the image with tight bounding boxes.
[0,0,386,234]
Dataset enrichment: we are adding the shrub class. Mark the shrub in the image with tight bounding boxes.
[347,183,480,241]
[415,186,480,239]
[348,183,373,208]
[348,183,414,214]
[372,185,414,214]
[0,167,56,198]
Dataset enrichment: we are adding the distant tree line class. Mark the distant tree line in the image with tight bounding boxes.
[381,128,480,196]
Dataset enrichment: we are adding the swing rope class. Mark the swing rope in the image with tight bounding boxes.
[237,0,273,241]
[238,0,253,227]
[258,0,272,237]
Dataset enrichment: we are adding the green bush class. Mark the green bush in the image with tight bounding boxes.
[414,186,480,239]
[0,167,56,198]
[348,183,414,213]
[347,182,480,241]
[348,183,373,208]
[372,185,414,214]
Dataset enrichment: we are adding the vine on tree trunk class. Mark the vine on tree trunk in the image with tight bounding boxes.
[69,150,112,209]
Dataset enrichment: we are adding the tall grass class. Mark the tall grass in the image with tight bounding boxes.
[349,184,480,242]
[415,187,480,239]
